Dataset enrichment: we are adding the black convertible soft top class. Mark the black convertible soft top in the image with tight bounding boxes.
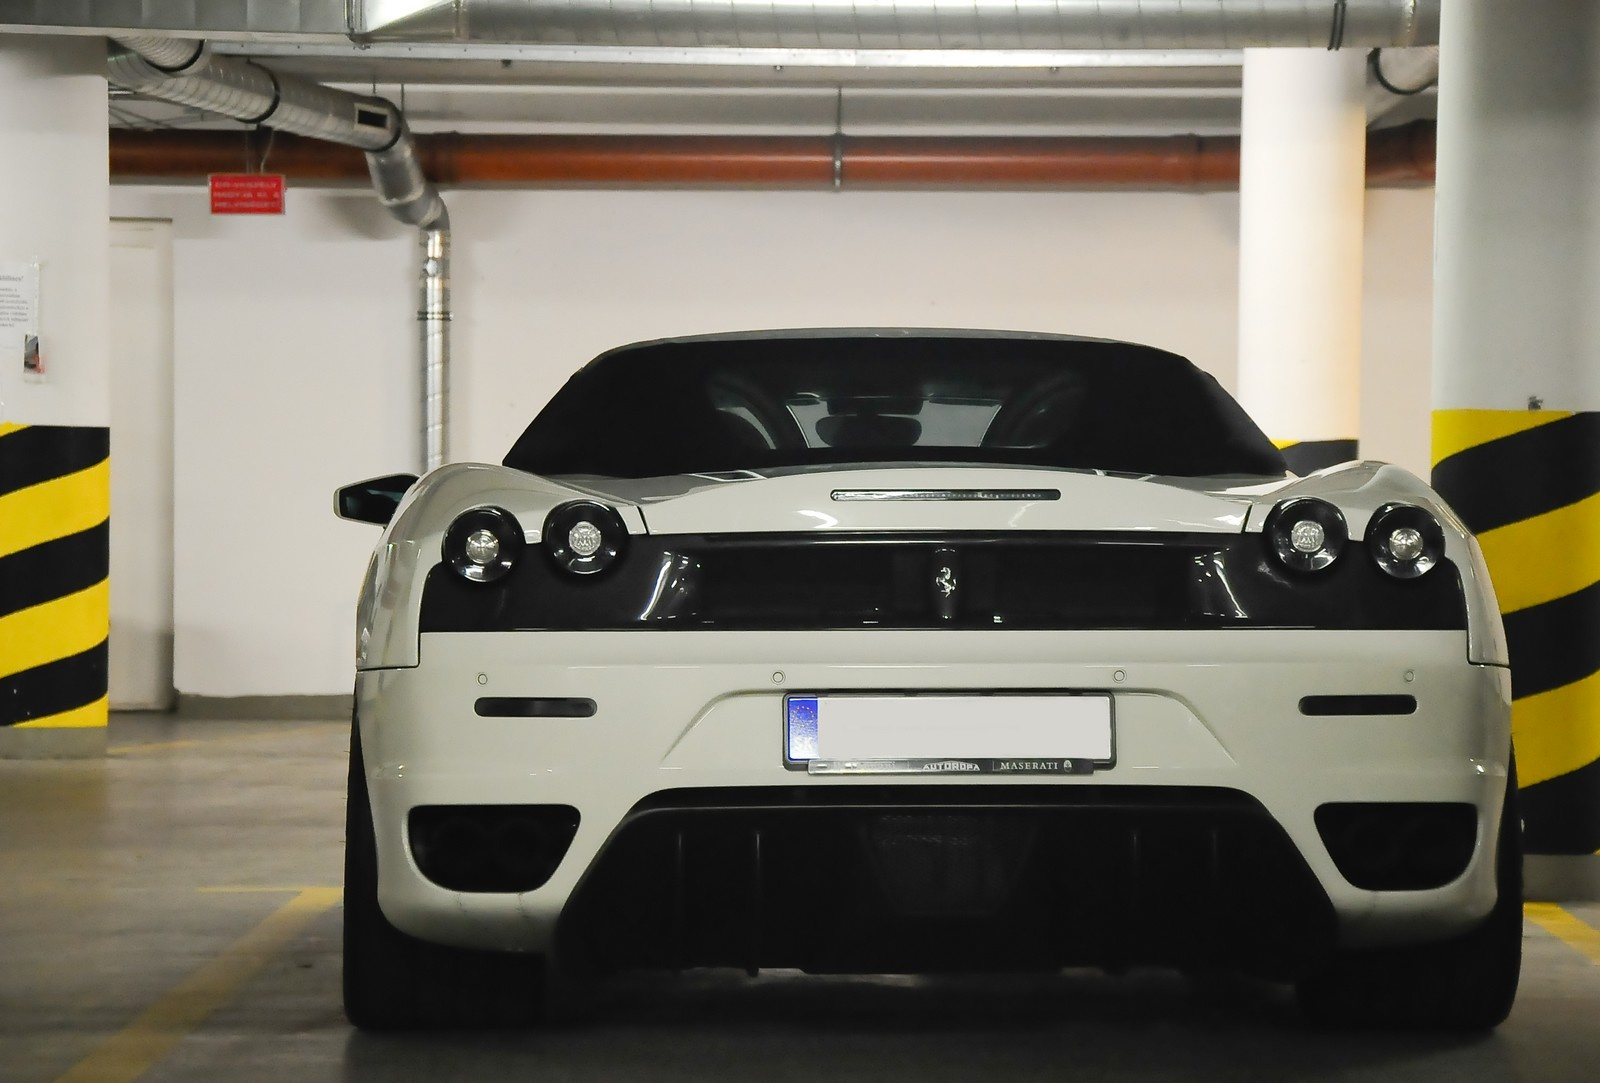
[504,330,1286,479]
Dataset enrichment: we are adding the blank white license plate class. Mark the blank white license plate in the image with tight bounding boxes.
[785,693,1114,775]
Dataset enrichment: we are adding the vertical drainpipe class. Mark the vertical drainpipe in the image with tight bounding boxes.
[419,229,450,473]
[365,124,451,472]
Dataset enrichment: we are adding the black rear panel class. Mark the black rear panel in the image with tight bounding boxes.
[419,531,1466,632]
[556,786,1337,980]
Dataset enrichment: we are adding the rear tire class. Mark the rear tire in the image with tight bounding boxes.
[1295,758,1522,1031]
[343,718,545,1030]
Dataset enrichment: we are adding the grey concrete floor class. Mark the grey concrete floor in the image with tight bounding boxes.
[3,714,1600,1083]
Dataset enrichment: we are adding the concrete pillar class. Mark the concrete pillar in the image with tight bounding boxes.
[1431,2,1600,884]
[1236,48,1368,475]
[0,36,111,758]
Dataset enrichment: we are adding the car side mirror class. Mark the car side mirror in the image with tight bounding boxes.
[336,473,419,525]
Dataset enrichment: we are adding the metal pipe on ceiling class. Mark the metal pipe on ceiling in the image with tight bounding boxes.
[1364,113,1436,183]
[352,0,1440,50]
[108,37,451,473]
[1366,45,1439,122]
[840,136,1242,187]
[0,0,348,38]
[108,40,402,152]
[108,122,1437,188]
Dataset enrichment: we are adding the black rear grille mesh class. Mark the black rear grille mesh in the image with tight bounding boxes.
[557,786,1337,979]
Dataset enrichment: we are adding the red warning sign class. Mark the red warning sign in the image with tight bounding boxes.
[209,173,286,215]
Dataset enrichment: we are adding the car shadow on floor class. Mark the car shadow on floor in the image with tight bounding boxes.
[339,968,1508,1083]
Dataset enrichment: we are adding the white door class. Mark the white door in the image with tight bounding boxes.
[108,219,175,710]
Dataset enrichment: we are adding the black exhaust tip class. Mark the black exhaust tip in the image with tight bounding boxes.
[409,805,580,892]
[1315,802,1476,890]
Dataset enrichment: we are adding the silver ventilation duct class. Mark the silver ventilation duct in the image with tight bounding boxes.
[1366,45,1439,123]
[108,41,407,171]
[3,0,1438,50]
[109,37,452,474]
[352,0,1440,50]
[0,0,347,38]
[110,35,205,69]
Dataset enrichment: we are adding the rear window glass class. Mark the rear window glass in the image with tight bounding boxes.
[504,332,1286,479]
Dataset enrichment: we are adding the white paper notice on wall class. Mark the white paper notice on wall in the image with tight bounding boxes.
[0,259,42,382]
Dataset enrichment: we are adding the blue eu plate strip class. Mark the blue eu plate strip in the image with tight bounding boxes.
[786,696,819,761]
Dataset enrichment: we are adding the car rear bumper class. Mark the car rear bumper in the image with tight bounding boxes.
[355,628,1512,965]
[560,784,1338,979]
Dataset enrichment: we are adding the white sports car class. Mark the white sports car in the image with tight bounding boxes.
[337,329,1518,1032]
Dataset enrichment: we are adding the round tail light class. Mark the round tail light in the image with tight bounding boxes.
[544,501,628,575]
[442,506,524,583]
[1264,498,1348,573]
[1366,503,1445,579]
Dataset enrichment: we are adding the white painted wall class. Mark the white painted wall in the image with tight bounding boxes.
[109,220,175,710]
[107,182,1434,698]
[108,190,415,699]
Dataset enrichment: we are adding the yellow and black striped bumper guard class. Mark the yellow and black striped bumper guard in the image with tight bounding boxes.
[1434,409,1600,855]
[0,422,109,731]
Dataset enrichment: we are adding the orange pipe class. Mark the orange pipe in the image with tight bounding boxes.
[841,135,1243,186]
[434,134,833,185]
[109,121,1435,189]
[111,130,371,181]
[1365,119,1436,184]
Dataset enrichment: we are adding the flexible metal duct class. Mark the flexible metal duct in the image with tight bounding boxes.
[108,41,400,153]
[1366,45,1439,122]
[108,37,452,473]
[352,0,1439,50]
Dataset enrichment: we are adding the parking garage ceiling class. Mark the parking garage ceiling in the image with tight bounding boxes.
[0,1,1438,139]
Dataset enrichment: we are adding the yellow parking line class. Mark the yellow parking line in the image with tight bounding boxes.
[51,887,341,1083]
[198,885,339,894]
[1526,902,1600,967]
